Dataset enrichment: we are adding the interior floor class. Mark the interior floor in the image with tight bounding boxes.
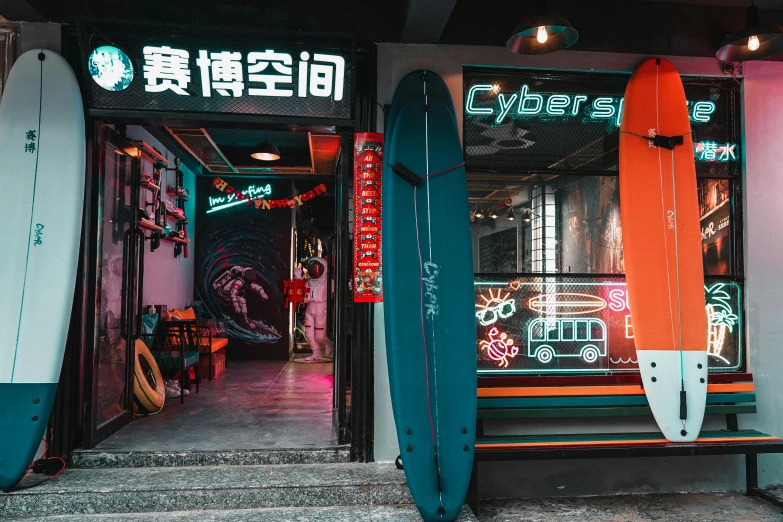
[94,360,337,451]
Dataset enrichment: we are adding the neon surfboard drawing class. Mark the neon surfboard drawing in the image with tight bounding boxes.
[0,49,86,490]
[383,70,477,521]
[619,57,708,443]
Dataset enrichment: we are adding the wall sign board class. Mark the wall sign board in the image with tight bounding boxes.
[463,66,741,177]
[78,19,354,120]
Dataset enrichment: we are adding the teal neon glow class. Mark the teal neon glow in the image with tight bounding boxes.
[592,97,615,119]
[465,84,494,115]
[466,85,717,125]
[474,279,743,373]
[517,85,543,115]
[571,95,588,116]
[692,101,716,122]
[695,141,737,162]
[495,93,518,124]
[545,94,571,115]
[207,183,272,213]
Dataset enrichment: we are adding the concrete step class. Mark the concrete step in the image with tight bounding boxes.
[69,446,351,469]
[0,463,411,518]
[6,504,478,521]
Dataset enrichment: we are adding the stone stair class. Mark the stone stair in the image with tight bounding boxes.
[0,452,478,521]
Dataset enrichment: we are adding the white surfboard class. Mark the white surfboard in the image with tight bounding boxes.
[0,49,85,490]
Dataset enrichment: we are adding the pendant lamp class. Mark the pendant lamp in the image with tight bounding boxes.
[716,3,783,62]
[506,0,578,55]
[251,135,281,161]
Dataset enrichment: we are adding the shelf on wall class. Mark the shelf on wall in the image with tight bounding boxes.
[167,188,190,200]
[135,141,169,166]
[139,219,164,231]
[141,180,160,191]
[162,235,189,244]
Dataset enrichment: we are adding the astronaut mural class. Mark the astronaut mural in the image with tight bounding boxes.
[195,176,290,358]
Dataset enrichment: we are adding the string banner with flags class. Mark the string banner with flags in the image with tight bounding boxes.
[353,132,384,303]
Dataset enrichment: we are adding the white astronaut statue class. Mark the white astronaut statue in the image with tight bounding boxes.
[295,257,334,363]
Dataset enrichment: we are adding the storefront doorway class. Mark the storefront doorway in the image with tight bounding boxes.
[51,19,376,461]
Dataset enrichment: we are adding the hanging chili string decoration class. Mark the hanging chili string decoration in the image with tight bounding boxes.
[212,177,328,211]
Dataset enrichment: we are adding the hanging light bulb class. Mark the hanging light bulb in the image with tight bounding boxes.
[489,208,499,219]
[474,207,484,219]
[536,26,548,44]
[716,3,783,61]
[506,208,516,221]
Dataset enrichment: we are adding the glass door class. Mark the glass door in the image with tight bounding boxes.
[86,127,144,447]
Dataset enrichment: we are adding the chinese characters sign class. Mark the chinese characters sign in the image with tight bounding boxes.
[353,133,383,303]
[80,22,352,120]
[140,46,344,101]
[475,276,742,374]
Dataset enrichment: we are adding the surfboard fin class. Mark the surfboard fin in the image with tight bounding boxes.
[680,385,687,420]
[391,162,422,187]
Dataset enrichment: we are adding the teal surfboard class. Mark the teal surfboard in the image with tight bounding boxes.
[383,70,477,521]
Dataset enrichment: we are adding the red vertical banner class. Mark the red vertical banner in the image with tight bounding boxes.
[353,132,383,303]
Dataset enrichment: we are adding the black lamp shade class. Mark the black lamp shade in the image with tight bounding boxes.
[250,141,281,161]
[507,15,579,55]
[716,5,783,61]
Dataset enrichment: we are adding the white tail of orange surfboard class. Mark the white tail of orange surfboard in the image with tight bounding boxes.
[619,57,708,443]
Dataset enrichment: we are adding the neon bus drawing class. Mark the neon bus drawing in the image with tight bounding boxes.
[527,318,608,364]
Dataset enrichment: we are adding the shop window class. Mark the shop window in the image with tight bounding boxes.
[472,175,734,276]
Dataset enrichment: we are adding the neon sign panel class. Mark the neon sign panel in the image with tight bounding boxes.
[466,84,716,126]
[207,183,273,213]
[474,279,742,374]
[140,46,345,101]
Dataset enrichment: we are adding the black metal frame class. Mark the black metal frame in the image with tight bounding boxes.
[50,27,378,463]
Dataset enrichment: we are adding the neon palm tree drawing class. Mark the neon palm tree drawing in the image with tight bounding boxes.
[705,283,738,364]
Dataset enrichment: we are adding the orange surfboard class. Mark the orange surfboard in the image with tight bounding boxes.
[619,58,708,442]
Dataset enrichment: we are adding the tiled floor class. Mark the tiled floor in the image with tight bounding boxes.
[94,359,337,451]
[477,492,783,521]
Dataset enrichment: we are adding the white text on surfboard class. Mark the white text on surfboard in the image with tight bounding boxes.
[422,261,440,320]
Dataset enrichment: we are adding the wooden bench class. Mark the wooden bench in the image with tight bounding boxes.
[467,373,783,513]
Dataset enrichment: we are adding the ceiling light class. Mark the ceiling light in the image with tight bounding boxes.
[716,3,783,62]
[507,0,578,55]
[506,208,516,221]
[489,208,499,219]
[474,207,485,219]
[250,140,281,161]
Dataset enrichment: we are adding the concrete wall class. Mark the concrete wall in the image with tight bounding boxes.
[126,126,196,311]
[374,43,783,497]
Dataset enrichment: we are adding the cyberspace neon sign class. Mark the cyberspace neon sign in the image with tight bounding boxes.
[466,84,717,127]
[207,183,273,213]
[139,46,345,100]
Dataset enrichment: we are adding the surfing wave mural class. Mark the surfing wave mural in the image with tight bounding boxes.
[195,177,291,356]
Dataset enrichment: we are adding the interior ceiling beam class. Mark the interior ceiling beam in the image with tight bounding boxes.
[400,0,458,43]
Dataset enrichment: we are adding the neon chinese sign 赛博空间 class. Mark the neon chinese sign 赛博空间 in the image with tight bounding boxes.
[474,280,742,373]
[139,46,345,101]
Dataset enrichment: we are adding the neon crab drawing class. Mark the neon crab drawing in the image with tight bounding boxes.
[480,327,520,368]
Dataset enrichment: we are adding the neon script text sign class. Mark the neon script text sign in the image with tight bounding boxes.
[208,183,273,213]
[465,84,716,126]
[141,46,345,100]
[210,177,327,213]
